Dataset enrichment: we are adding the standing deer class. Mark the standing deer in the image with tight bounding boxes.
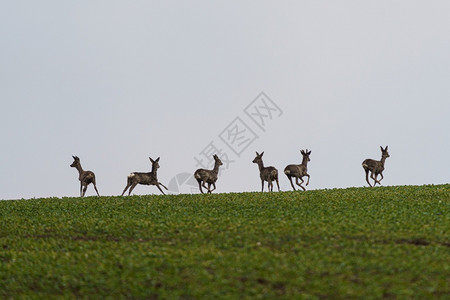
[121,157,168,196]
[362,146,390,187]
[284,149,311,191]
[252,151,280,192]
[194,154,223,194]
[70,156,100,197]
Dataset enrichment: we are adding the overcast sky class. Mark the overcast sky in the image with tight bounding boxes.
[1,1,449,200]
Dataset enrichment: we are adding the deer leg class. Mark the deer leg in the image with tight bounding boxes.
[305,174,310,186]
[261,179,265,192]
[275,178,280,192]
[79,182,83,197]
[128,182,139,196]
[207,183,212,193]
[371,172,378,186]
[365,169,372,187]
[93,185,100,196]
[210,183,217,193]
[156,184,166,195]
[295,177,306,191]
[377,173,384,185]
[121,183,131,196]
[196,179,204,194]
[202,182,210,193]
[82,184,88,197]
[158,182,168,190]
[268,180,273,192]
[287,176,296,191]
[92,181,100,197]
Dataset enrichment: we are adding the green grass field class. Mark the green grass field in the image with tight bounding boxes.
[1,185,449,299]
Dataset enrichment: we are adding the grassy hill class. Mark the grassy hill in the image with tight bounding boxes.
[1,185,449,298]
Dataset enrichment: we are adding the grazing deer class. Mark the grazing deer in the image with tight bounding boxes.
[284,149,311,191]
[252,151,280,192]
[121,157,168,196]
[70,156,100,197]
[362,146,390,187]
[194,154,223,194]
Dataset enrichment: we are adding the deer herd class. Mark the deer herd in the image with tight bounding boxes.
[70,146,390,197]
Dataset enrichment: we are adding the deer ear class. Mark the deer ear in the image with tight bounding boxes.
[385,146,388,150]
[72,155,76,159]
[149,157,155,163]
[301,150,305,155]
[260,152,264,157]
[156,157,160,162]
[307,150,311,155]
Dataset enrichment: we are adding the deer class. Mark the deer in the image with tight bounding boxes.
[252,151,280,192]
[70,156,100,197]
[284,149,311,191]
[362,146,390,187]
[121,157,168,196]
[194,154,223,194]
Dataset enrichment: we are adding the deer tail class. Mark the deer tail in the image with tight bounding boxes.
[271,169,278,178]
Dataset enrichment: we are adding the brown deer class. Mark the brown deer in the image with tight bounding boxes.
[362,146,390,187]
[70,156,100,197]
[252,151,280,192]
[194,154,223,194]
[121,157,168,196]
[284,149,311,191]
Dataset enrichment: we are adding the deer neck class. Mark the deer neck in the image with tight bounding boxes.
[380,155,387,167]
[74,163,84,175]
[301,157,309,167]
[256,160,265,171]
[150,165,158,178]
[212,161,221,174]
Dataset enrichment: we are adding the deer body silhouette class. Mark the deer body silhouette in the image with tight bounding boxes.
[362,146,390,187]
[252,151,280,192]
[70,156,100,197]
[194,154,223,194]
[121,157,168,196]
[284,149,311,191]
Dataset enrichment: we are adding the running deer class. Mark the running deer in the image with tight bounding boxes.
[194,154,223,194]
[70,156,100,197]
[362,146,390,187]
[252,151,280,192]
[121,157,168,196]
[284,149,311,191]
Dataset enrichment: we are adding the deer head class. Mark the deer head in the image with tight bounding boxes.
[70,156,80,168]
[252,151,264,164]
[300,150,311,162]
[150,157,160,170]
[380,146,390,158]
[213,154,223,166]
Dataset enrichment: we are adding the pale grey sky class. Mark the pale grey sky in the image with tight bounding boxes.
[1,1,449,199]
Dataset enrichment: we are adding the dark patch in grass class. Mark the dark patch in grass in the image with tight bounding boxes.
[396,239,450,247]
[396,239,430,246]
[0,255,12,263]
[256,278,269,285]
